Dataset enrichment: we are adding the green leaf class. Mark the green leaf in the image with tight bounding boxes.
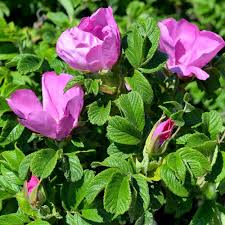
[17,54,43,75]
[88,101,111,126]
[58,0,74,21]
[0,123,24,146]
[125,26,144,68]
[91,156,134,174]
[139,18,160,65]
[66,213,91,225]
[66,153,83,182]
[160,163,189,197]
[190,201,214,225]
[178,133,209,147]
[126,1,145,18]
[0,96,10,116]
[64,75,84,92]
[0,213,30,225]
[177,148,211,178]
[139,51,167,74]
[27,220,50,225]
[215,152,225,183]
[115,91,145,131]
[107,116,142,145]
[1,148,25,172]
[30,149,58,179]
[202,111,223,140]
[125,70,153,104]
[107,143,137,159]
[166,153,186,184]
[104,173,131,216]
[135,210,154,225]
[0,2,9,17]
[82,209,104,223]
[18,153,35,180]
[84,79,100,96]
[47,12,69,26]
[73,170,95,209]
[0,175,20,193]
[86,168,118,204]
[132,174,150,210]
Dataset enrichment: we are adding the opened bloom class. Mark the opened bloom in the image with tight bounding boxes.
[26,176,39,195]
[152,118,175,145]
[158,18,225,80]
[7,72,84,140]
[56,7,121,72]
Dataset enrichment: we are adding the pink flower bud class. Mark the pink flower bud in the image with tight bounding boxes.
[7,72,84,140]
[56,7,121,72]
[158,18,225,80]
[152,118,175,145]
[26,176,39,195]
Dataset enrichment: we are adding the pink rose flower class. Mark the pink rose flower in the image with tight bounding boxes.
[152,118,175,145]
[7,72,84,140]
[26,176,39,195]
[56,7,121,72]
[158,18,225,80]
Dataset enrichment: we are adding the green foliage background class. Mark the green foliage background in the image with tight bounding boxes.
[0,0,225,225]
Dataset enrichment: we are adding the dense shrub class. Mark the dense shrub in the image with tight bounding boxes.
[0,0,225,225]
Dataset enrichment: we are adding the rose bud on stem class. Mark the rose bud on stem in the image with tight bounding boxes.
[140,118,175,175]
[25,175,46,208]
[145,118,175,155]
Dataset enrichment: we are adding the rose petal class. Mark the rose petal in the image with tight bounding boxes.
[42,72,83,120]
[19,111,57,139]
[7,89,42,119]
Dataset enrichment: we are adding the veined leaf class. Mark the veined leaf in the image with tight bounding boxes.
[135,210,154,225]
[66,213,91,225]
[190,201,214,225]
[104,173,131,216]
[107,116,142,145]
[17,54,43,74]
[74,170,95,209]
[160,163,189,197]
[30,149,58,179]
[28,220,50,225]
[177,148,211,178]
[91,156,134,174]
[132,174,150,210]
[86,168,118,204]
[125,26,144,68]
[115,91,145,131]
[66,153,83,182]
[0,213,30,225]
[88,101,111,126]
[125,70,153,104]
[0,123,24,146]
[202,111,223,140]
[139,18,160,65]
[1,148,25,172]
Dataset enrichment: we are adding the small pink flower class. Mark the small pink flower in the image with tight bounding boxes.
[7,72,84,140]
[152,118,175,145]
[158,18,225,80]
[26,176,39,195]
[56,7,121,72]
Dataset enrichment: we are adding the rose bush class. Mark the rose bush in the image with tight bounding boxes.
[0,1,225,225]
